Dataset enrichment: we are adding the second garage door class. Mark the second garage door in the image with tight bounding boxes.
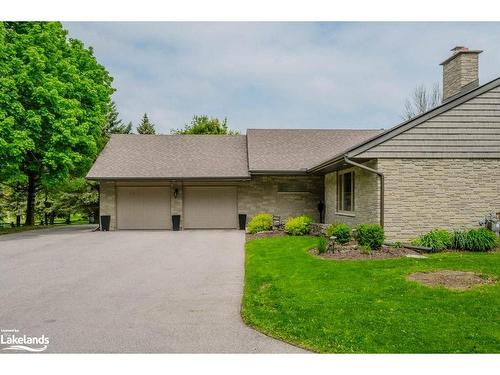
[117,186,171,229]
[183,186,238,229]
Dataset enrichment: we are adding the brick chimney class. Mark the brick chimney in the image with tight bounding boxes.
[440,46,482,102]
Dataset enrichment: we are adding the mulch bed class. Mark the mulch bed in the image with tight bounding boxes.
[407,270,496,290]
[310,242,422,260]
[245,230,287,242]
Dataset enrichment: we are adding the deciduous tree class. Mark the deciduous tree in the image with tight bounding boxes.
[0,22,114,225]
[171,115,239,135]
[402,83,442,121]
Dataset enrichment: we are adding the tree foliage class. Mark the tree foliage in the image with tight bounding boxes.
[104,101,132,136]
[402,83,442,121]
[0,183,25,224]
[43,178,99,222]
[172,115,239,135]
[0,22,114,224]
[136,113,156,134]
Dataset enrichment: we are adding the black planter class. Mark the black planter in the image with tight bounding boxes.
[172,215,181,231]
[238,214,247,230]
[100,215,111,231]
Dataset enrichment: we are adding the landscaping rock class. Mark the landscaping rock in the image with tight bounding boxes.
[310,223,329,236]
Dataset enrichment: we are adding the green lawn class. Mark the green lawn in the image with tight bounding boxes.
[242,236,500,353]
[0,214,92,236]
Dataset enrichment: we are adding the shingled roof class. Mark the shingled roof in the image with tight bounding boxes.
[86,134,250,179]
[246,129,383,173]
[86,129,383,179]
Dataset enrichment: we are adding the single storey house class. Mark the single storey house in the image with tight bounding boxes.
[87,47,500,241]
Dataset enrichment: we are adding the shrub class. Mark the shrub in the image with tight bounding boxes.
[356,224,385,250]
[247,213,273,234]
[393,241,402,249]
[360,245,372,255]
[284,215,313,236]
[317,236,328,254]
[411,229,452,252]
[452,228,498,252]
[326,223,352,244]
[451,230,467,250]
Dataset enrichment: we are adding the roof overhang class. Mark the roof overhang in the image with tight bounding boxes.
[86,176,252,182]
[249,169,308,176]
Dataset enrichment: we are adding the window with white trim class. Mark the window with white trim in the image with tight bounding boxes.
[337,171,354,212]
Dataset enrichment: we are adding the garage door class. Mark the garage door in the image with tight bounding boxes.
[117,187,171,229]
[183,186,237,229]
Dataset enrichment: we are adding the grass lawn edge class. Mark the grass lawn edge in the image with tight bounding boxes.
[241,236,500,353]
[240,237,319,353]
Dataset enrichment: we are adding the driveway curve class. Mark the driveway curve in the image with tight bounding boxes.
[0,226,304,353]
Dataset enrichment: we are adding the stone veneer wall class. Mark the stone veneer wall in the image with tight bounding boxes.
[237,175,324,222]
[99,181,117,230]
[170,182,183,228]
[99,175,324,230]
[324,160,380,228]
[378,158,500,241]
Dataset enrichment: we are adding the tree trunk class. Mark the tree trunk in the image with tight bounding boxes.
[25,173,36,226]
[16,215,21,227]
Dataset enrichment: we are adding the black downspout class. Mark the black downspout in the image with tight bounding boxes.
[343,156,384,228]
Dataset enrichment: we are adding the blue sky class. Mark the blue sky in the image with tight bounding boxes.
[64,22,500,134]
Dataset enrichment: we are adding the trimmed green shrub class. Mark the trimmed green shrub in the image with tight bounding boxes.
[452,228,498,252]
[326,223,352,244]
[247,213,273,234]
[356,224,385,250]
[393,241,403,249]
[317,236,328,254]
[411,229,452,252]
[284,215,313,236]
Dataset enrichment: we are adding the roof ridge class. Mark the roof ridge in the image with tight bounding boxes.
[247,128,382,131]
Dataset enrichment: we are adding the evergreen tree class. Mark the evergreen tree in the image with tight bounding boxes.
[105,101,132,135]
[136,113,156,134]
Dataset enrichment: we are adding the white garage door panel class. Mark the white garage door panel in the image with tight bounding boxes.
[184,186,237,229]
[117,187,171,229]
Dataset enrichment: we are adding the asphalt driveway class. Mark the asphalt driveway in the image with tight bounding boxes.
[0,226,304,353]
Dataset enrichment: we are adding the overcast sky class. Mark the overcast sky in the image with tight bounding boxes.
[64,22,500,134]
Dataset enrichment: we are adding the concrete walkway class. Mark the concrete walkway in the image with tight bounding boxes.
[0,226,305,353]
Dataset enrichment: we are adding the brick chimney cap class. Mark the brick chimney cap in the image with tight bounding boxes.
[440,47,483,66]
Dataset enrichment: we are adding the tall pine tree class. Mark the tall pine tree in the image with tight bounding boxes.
[105,101,132,135]
[136,113,156,134]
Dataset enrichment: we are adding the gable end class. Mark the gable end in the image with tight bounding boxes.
[355,85,500,159]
